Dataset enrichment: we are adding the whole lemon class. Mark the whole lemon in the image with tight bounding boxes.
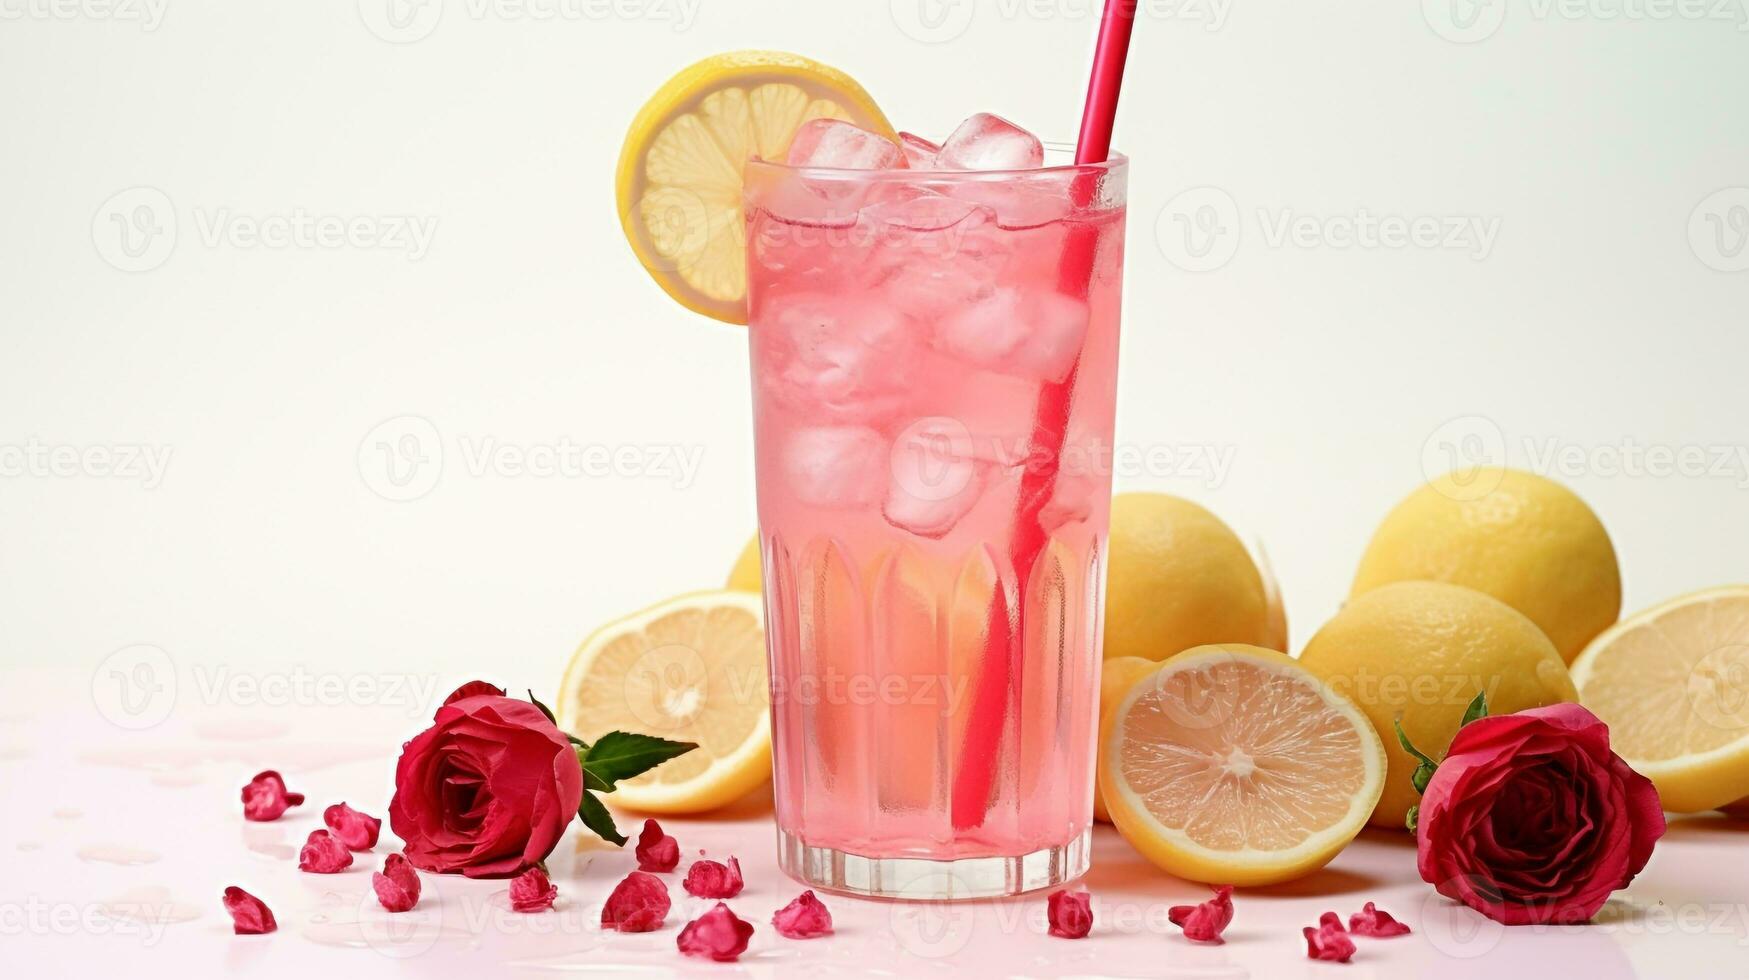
[1351,468,1621,662]
[1093,655,1160,822]
[1299,580,1578,830]
[1104,493,1281,662]
[727,534,762,593]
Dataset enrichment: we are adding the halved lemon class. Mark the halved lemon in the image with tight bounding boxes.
[615,51,895,324]
[557,590,771,813]
[1099,644,1385,886]
[1570,585,1749,813]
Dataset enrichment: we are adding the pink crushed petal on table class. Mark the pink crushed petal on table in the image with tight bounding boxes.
[1304,911,1356,962]
[297,829,353,874]
[509,866,558,913]
[772,890,834,939]
[635,819,679,872]
[222,886,277,935]
[1046,890,1092,939]
[1348,901,1411,937]
[601,871,671,932]
[683,855,744,898]
[1168,885,1234,943]
[372,853,421,912]
[677,902,754,962]
[323,802,382,851]
[240,770,304,822]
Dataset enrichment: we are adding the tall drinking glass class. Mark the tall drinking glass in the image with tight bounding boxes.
[743,149,1126,900]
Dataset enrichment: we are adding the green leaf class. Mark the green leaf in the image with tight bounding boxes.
[582,731,697,793]
[576,790,625,846]
[1411,761,1435,795]
[1394,717,1439,770]
[527,690,559,727]
[1405,804,1420,835]
[1459,690,1489,729]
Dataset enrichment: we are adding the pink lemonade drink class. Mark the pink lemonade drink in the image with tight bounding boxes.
[743,124,1126,900]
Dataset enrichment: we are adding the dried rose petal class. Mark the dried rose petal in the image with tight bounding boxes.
[772,890,833,939]
[683,856,744,898]
[240,770,305,822]
[635,819,680,873]
[1349,901,1411,938]
[1304,911,1356,962]
[222,886,277,935]
[1046,890,1092,939]
[298,829,354,874]
[601,871,670,932]
[510,866,558,913]
[442,680,507,707]
[677,902,754,962]
[372,853,422,912]
[1168,885,1234,943]
[323,802,382,851]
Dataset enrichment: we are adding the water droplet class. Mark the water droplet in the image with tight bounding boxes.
[100,886,202,926]
[77,843,163,866]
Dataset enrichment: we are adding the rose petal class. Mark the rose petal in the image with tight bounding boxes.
[1348,901,1411,938]
[772,890,834,939]
[1304,912,1355,962]
[372,854,422,912]
[241,770,304,822]
[683,856,744,898]
[222,886,277,935]
[323,802,383,851]
[298,830,354,874]
[635,819,680,873]
[442,680,507,708]
[601,871,671,932]
[1168,885,1234,943]
[509,866,558,913]
[677,902,754,962]
[1046,890,1092,939]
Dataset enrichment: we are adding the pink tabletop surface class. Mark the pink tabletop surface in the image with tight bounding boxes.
[7,671,1749,978]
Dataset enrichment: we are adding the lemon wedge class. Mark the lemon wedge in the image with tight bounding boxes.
[1099,644,1385,886]
[557,590,771,813]
[1571,585,1749,813]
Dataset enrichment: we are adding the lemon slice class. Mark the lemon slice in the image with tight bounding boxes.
[557,590,771,813]
[615,51,895,324]
[1570,585,1749,813]
[1099,644,1385,886]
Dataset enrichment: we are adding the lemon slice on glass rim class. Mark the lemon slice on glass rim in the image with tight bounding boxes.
[615,50,895,325]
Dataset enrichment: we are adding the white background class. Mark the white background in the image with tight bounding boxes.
[2,0,1746,693]
[3,3,1748,977]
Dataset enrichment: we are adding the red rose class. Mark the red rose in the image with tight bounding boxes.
[389,682,583,878]
[1417,703,1664,925]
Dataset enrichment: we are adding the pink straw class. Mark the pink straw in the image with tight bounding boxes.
[951,0,1137,830]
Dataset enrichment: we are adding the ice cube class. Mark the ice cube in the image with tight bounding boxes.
[898,132,941,169]
[786,119,904,169]
[935,113,1044,171]
[885,417,985,538]
[783,426,888,507]
[757,294,917,423]
[935,287,1088,383]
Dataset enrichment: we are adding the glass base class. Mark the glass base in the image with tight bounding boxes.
[776,828,1091,901]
